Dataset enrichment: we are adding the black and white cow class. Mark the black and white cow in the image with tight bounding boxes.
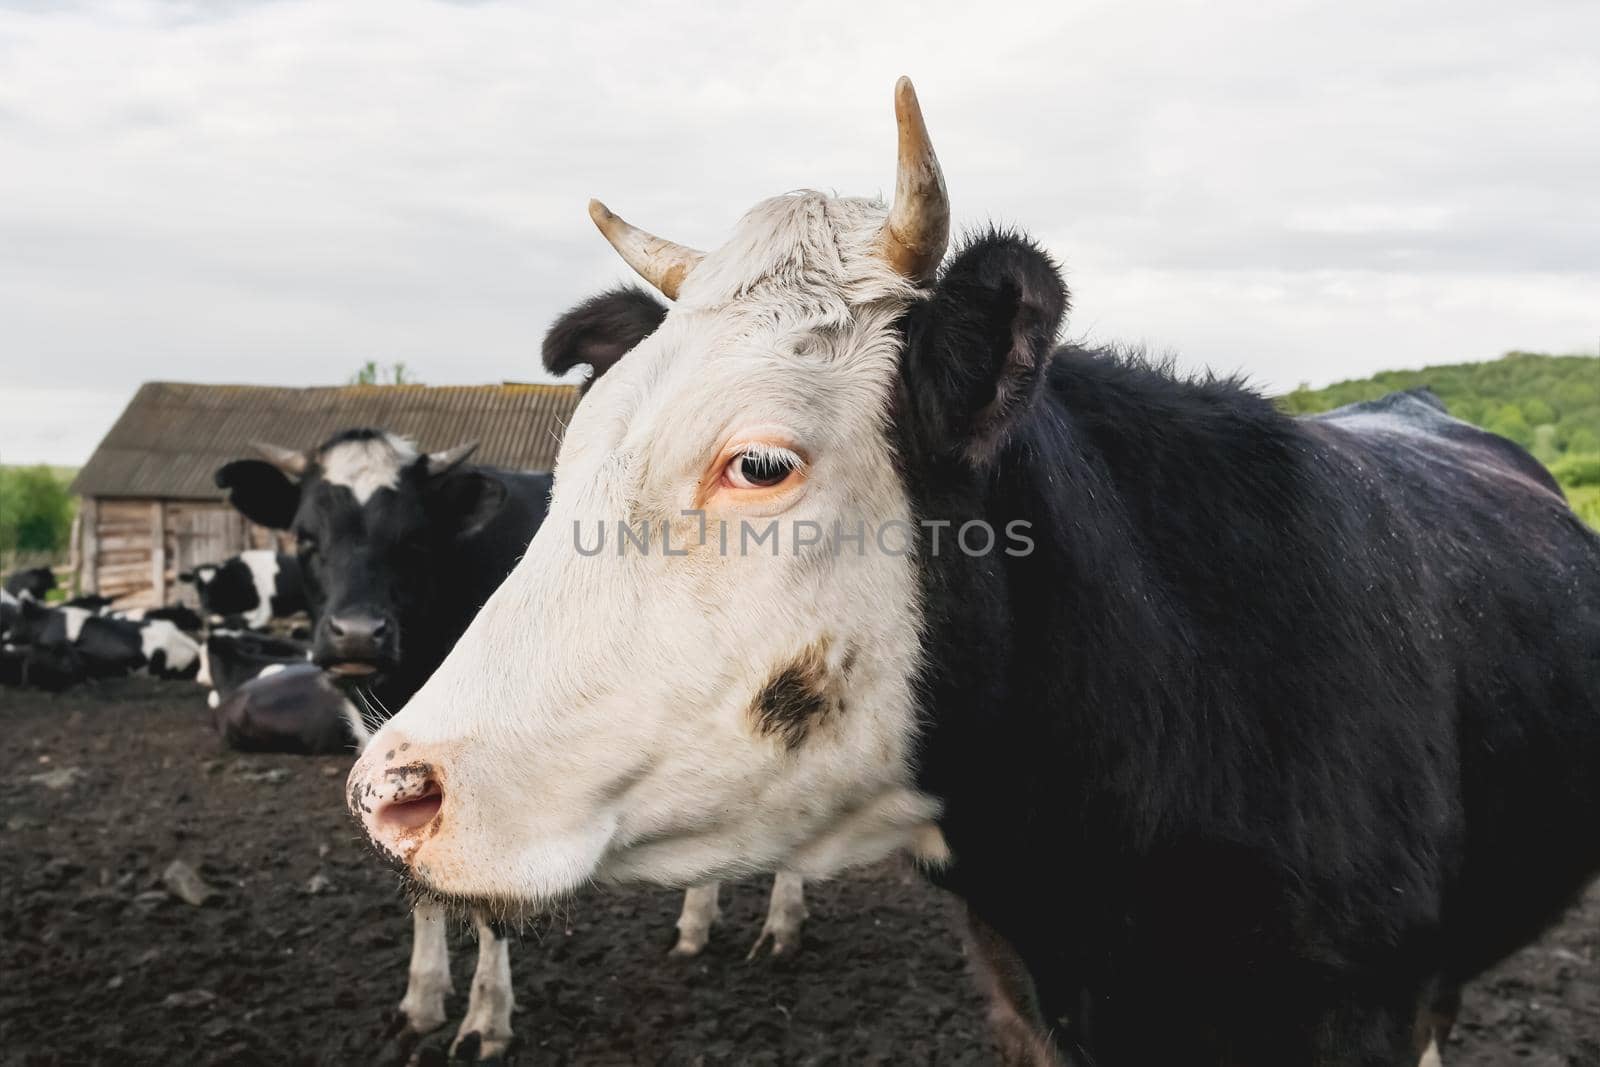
[3,566,55,600]
[110,604,205,633]
[346,80,1600,1066]
[211,662,366,755]
[178,550,306,630]
[213,429,552,1060]
[11,598,200,680]
[196,629,309,703]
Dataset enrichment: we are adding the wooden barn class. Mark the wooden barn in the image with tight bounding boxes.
[67,381,581,608]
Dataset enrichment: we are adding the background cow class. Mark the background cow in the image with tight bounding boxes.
[214,429,551,1061]
[10,598,199,681]
[4,566,55,600]
[347,79,1600,1066]
[212,663,365,755]
[179,550,306,630]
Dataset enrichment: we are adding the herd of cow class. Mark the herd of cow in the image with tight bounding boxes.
[1,552,369,750]
[6,79,1600,1065]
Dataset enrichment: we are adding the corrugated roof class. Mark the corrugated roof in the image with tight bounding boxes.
[70,382,582,500]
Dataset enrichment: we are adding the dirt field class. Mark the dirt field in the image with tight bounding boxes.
[2,678,1596,1066]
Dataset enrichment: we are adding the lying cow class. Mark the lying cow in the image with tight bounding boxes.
[110,604,205,633]
[12,599,200,680]
[347,80,1600,1066]
[213,663,366,755]
[193,625,360,757]
[178,550,306,630]
[3,566,55,600]
[196,629,310,706]
[0,639,81,691]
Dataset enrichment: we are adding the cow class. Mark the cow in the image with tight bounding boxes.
[10,598,199,680]
[345,79,1600,1066]
[111,605,205,633]
[1,639,82,691]
[61,593,114,613]
[196,629,310,706]
[3,566,55,600]
[178,550,306,630]
[212,429,551,1060]
[212,663,367,755]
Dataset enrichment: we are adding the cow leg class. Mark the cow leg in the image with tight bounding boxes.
[963,906,1064,1066]
[670,881,721,957]
[747,870,807,958]
[383,900,452,1058]
[1415,981,1460,1067]
[449,911,516,1062]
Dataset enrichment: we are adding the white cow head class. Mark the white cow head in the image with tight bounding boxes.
[348,79,1068,910]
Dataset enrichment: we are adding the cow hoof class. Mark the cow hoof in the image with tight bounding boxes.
[746,927,800,959]
[449,1029,517,1064]
[374,1013,427,1067]
[668,940,707,966]
[669,931,711,957]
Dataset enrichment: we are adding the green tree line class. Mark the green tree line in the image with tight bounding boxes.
[0,466,76,570]
[1281,352,1600,527]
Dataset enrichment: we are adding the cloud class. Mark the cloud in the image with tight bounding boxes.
[0,0,1595,463]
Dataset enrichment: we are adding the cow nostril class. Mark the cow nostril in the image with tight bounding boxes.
[327,618,347,637]
[376,780,443,833]
[371,620,389,639]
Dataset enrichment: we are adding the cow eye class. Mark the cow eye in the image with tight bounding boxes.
[723,446,803,491]
[296,532,318,553]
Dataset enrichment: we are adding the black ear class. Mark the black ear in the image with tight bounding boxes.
[901,231,1068,462]
[428,469,509,541]
[215,460,302,530]
[542,286,667,390]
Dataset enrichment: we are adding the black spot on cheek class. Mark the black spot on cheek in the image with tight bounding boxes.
[750,643,840,751]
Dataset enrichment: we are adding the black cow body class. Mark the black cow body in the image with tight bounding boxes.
[898,237,1600,1065]
[200,630,309,697]
[0,641,80,691]
[212,663,364,755]
[179,551,307,630]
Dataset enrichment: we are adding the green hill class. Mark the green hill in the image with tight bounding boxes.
[1280,352,1600,528]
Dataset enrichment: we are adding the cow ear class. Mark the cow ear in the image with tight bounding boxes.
[215,460,302,530]
[541,286,668,389]
[427,470,508,541]
[900,231,1067,462]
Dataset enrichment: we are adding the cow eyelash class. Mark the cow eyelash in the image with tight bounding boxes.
[723,444,805,491]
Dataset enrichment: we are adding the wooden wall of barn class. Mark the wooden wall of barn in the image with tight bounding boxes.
[74,497,288,608]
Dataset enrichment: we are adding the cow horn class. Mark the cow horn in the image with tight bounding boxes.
[252,441,308,477]
[426,440,480,475]
[878,76,949,283]
[587,199,705,301]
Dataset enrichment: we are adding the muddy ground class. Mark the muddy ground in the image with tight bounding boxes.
[1,678,1595,1066]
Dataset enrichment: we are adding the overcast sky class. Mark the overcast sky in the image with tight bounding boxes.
[2,0,1596,464]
